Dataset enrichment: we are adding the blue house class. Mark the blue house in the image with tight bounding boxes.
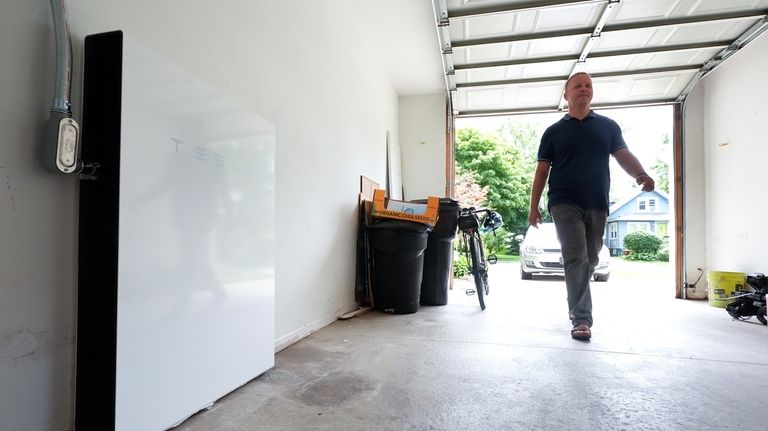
[605,190,670,256]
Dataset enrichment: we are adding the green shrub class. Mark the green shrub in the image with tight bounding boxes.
[453,227,511,277]
[656,250,670,262]
[453,254,469,278]
[623,231,663,254]
[454,237,467,254]
[625,251,657,261]
[482,228,509,254]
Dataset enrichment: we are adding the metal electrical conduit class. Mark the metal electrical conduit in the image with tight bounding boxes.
[49,0,71,116]
[44,0,96,177]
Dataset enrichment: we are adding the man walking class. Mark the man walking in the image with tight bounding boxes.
[528,72,655,341]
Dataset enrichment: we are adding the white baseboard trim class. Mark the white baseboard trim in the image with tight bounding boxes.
[274,304,359,353]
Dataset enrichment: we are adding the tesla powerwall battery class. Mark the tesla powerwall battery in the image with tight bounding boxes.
[76,31,275,431]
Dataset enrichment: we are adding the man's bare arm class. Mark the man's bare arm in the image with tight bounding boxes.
[528,160,551,227]
[613,147,655,192]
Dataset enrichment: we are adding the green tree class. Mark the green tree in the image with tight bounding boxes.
[497,120,539,163]
[651,158,669,194]
[454,170,488,209]
[497,119,551,225]
[651,133,670,193]
[455,128,533,230]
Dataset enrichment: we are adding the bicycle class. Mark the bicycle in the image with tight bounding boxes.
[457,207,503,310]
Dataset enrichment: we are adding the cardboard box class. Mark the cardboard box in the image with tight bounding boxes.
[371,189,439,226]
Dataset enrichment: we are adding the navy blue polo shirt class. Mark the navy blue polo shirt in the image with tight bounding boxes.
[537,111,627,210]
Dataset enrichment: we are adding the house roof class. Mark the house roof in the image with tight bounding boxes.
[608,188,669,215]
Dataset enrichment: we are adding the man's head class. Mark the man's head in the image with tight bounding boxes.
[563,72,593,113]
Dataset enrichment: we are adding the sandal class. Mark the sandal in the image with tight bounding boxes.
[571,323,591,341]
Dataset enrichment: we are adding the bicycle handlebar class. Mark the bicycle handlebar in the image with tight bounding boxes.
[461,207,491,216]
[458,207,503,233]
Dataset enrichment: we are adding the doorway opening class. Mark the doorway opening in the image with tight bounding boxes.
[452,105,677,297]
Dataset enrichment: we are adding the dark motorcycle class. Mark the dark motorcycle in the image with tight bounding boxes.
[726,273,768,325]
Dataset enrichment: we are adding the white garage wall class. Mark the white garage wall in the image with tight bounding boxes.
[0,3,79,431]
[684,32,768,286]
[0,1,412,429]
[399,95,448,200]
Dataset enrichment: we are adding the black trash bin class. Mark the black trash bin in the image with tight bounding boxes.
[367,220,431,314]
[414,198,461,305]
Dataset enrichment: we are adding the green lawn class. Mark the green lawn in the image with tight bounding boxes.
[487,254,670,266]
[614,256,670,265]
[494,253,520,262]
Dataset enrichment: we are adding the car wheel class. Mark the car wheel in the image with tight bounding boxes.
[593,273,609,282]
[521,266,533,280]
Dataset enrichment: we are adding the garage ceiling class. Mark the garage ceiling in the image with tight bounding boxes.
[433,0,768,116]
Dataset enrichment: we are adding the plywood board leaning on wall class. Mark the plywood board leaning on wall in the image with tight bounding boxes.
[342,176,378,320]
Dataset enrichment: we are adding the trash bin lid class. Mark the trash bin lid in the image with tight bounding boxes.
[367,220,432,234]
[412,197,460,211]
[412,198,460,238]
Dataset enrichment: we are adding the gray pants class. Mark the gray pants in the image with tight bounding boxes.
[550,204,607,327]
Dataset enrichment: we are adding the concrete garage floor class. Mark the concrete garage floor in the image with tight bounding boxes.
[175,260,767,431]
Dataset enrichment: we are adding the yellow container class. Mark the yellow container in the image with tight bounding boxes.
[706,271,746,308]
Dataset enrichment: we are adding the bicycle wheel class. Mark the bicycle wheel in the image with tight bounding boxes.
[476,236,490,297]
[469,235,486,310]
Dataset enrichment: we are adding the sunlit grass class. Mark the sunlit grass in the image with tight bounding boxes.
[493,253,519,262]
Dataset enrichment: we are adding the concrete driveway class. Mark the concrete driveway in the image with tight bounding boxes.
[450,259,766,364]
[177,259,767,431]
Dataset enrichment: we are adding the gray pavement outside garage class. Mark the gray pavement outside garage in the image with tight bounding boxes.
[176,259,767,431]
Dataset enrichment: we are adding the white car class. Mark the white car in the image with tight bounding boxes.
[519,223,610,281]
